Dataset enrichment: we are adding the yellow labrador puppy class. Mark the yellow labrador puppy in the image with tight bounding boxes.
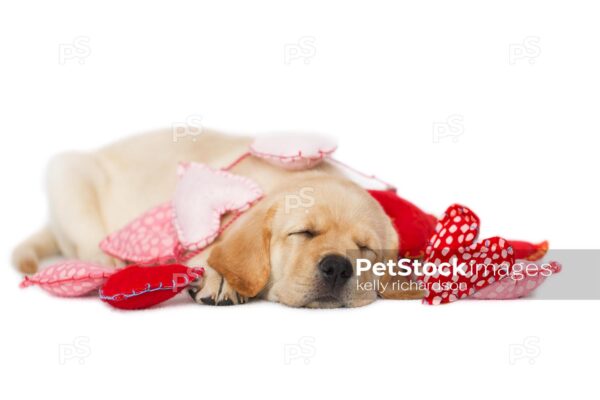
[12,129,422,307]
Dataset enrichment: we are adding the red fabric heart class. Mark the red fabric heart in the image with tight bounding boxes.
[367,190,437,258]
[419,204,515,305]
[100,264,204,310]
[509,240,548,261]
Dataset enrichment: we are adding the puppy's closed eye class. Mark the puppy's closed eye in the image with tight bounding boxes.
[288,230,317,239]
[356,241,379,260]
[357,243,372,252]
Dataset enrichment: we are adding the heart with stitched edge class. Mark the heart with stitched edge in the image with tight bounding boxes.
[418,204,515,305]
[173,163,264,251]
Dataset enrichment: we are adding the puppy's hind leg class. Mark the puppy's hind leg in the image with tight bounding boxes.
[12,226,59,274]
[45,152,116,267]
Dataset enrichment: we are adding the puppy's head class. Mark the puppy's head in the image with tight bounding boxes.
[208,173,406,308]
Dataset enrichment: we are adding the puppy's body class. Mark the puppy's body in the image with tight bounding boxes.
[13,129,422,307]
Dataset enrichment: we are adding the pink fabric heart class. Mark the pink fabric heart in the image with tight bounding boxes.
[20,260,114,297]
[250,133,337,170]
[101,164,263,264]
[472,261,561,299]
[172,163,263,250]
[100,202,187,265]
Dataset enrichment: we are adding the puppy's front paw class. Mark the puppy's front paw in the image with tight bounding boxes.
[188,267,247,306]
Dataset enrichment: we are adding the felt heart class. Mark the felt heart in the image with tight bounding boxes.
[100,264,204,310]
[367,189,437,258]
[100,202,188,265]
[472,261,561,300]
[425,204,480,258]
[20,260,114,297]
[249,133,337,170]
[419,205,515,305]
[509,240,549,261]
[172,163,263,250]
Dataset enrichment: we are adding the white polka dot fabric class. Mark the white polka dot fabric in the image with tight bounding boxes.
[472,261,561,299]
[419,204,561,305]
[20,260,114,297]
[100,202,186,265]
[419,204,515,305]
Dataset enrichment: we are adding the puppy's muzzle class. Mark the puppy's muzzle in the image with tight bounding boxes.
[318,254,353,290]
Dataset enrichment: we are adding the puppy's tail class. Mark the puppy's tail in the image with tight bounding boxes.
[12,226,59,274]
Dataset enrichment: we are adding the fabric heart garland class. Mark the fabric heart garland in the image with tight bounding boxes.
[21,261,205,310]
[419,204,515,305]
[101,135,397,266]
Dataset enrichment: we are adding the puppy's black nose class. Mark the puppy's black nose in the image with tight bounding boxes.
[318,254,353,289]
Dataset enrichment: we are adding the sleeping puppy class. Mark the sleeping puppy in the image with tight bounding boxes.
[12,129,422,307]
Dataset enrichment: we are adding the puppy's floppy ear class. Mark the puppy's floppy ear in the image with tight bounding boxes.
[207,201,275,298]
[377,214,425,300]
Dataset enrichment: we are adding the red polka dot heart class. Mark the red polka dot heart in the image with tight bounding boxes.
[419,204,515,305]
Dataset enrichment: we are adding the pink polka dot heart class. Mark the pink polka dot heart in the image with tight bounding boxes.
[100,202,187,265]
[472,261,561,300]
[419,204,515,305]
[20,260,114,297]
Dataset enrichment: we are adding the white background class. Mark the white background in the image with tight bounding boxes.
[1,1,598,399]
